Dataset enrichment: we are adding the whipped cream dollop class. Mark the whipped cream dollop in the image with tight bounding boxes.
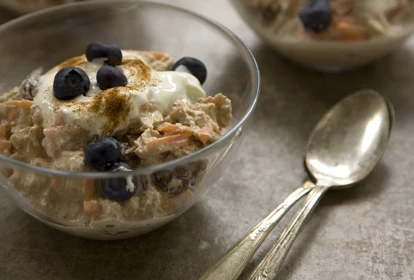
[33,50,206,135]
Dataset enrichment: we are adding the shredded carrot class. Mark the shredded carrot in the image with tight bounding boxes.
[197,128,213,145]
[140,51,166,60]
[4,100,33,110]
[83,179,95,201]
[157,123,192,137]
[146,134,189,149]
[206,117,219,131]
[0,124,7,140]
[334,21,369,41]
[51,178,61,188]
[150,51,166,60]
[0,140,11,153]
[205,96,217,105]
[157,123,176,132]
[84,200,102,217]
[339,15,355,24]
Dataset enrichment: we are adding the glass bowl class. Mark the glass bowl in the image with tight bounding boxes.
[0,0,79,14]
[0,1,260,240]
[231,0,414,72]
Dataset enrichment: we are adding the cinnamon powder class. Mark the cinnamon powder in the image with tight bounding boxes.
[89,88,131,135]
[53,57,153,135]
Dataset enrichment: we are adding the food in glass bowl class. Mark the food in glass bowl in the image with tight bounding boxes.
[0,1,259,240]
[232,0,414,71]
[242,0,408,40]
[0,42,233,235]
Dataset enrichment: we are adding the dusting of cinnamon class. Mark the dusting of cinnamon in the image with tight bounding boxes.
[51,57,155,135]
[48,55,87,73]
[122,59,152,85]
[89,88,131,135]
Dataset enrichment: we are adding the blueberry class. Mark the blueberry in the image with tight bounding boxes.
[172,57,207,85]
[101,162,138,202]
[85,42,123,66]
[53,67,90,100]
[97,65,128,90]
[85,137,121,171]
[299,0,332,33]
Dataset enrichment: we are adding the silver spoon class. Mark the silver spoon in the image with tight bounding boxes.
[200,89,393,280]
[248,89,394,280]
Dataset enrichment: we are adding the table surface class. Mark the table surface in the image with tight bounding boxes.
[0,1,413,280]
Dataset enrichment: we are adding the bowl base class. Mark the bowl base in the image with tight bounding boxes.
[25,209,182,240]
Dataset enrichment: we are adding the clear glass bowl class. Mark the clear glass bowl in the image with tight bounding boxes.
[0,1,260,240]
[0,0,79,14]
[232,0,414,71]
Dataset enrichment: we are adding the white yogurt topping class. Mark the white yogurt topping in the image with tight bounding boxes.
[33,50,206,135]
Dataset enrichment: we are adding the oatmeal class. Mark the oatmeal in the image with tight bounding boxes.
[0,42,232,230]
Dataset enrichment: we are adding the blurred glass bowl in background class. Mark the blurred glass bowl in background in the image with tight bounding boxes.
[0,1,260,240]
[231,0,414,71]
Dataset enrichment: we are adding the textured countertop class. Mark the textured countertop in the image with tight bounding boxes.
[0,1,413,280]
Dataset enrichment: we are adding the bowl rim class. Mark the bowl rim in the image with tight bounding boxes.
[0,0,261,178]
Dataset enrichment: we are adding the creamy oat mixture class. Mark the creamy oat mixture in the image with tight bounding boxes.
[243,0,409,41]
[0,43,232,229]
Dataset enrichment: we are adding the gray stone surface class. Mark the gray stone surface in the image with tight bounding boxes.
[0,1,413,279]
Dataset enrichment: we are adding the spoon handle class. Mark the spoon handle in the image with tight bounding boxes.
[248,185,329,280]
[199,181,314,280]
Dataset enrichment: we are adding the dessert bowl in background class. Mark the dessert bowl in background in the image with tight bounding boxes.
[0,1,260,240]
[232,0,414,71]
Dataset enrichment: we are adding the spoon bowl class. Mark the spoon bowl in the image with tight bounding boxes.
[306,90,393,188]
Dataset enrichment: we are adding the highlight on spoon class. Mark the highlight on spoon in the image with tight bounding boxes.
[305,89,393,187]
